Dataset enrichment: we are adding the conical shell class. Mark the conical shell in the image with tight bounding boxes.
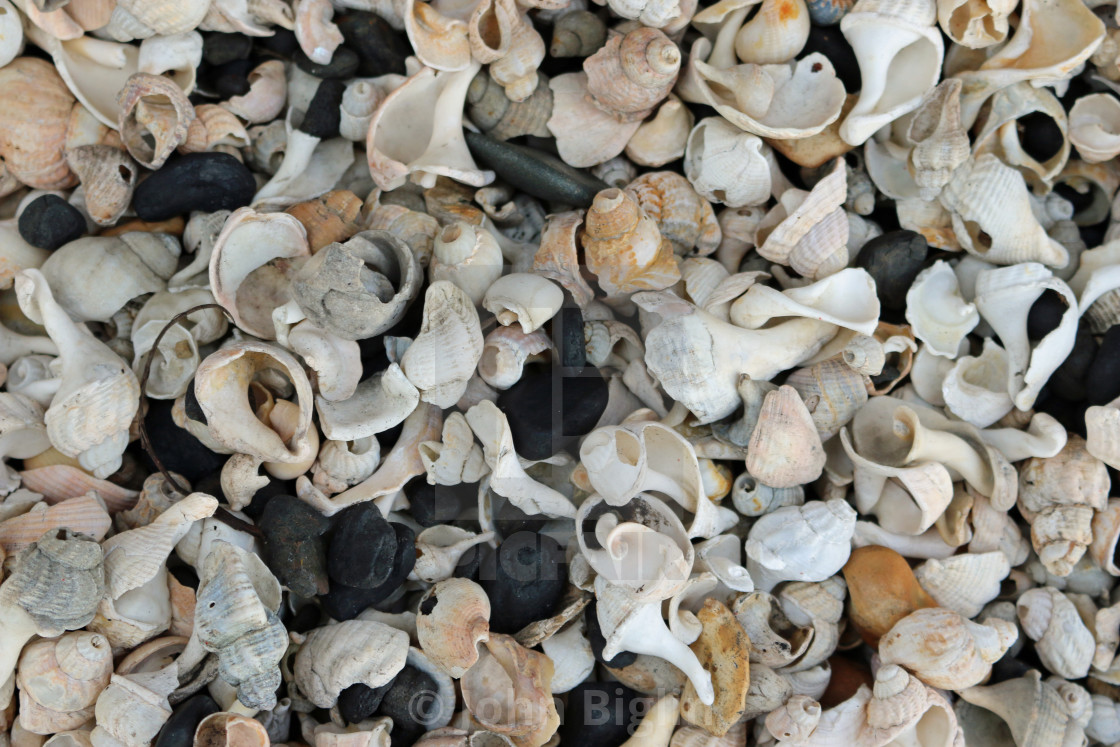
[1016,587,1095,679]
[65,145,137,227]
[626,171,721,256]
[16,632,112,735]
[959,670,1090,747]
[416,578,491,678]
[862,663,960,746]
[584,27,680,121]
[582,188,681,297]
[745,385,826,488]
[89,667,177,747]
[913,551,1010,619]
[785,357,868,440]
[532,211,594,309]
[0,58,77,189]
[625,96,694,168]
[907,79,969,201]
[734,0,810,65]
[466,70,552,141]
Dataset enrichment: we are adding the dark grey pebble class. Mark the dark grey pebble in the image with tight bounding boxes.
[464,130,609,207]
[338,680,396,724]
[319,522,416,619]
[499,363,609,460]
[154,695,220,747]
[1027,289,1070,341]
[295,46,360,79]
[18,194,85,251]
[558,683,644,747]
[1086,326,1120,405]
[300,79,345,139]
[337,11,411,76]
[255,28,299,59]
[133,153,256,221]
[258,495,332,598]
[1049,323,1098,401]
[479,531,566,634]
[376,665,439,741]
[203,33,253,66]
[327,502,398,589]
[856,230,928,310]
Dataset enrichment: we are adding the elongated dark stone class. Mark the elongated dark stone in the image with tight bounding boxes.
[464,130,609,207]
[558,307,587,368]
[327,502,397,589]
[336,11,411,76]
[133,153,256,221]
[855,230,928,310]
[258,495,332,598]
[203,33,253,66]
[295,46,360,79]
[300,79,345,139]
[18,194,86,251]
[479,532,566,634]
[1086,326,1120,406]
[338,680,395,724]
[154,695,220,747]
[558,683,644,747]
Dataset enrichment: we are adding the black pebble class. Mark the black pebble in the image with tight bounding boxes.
[1027,289,1070,341]
[133,153,256,221]
[801,26,860,93]
[406,479,471,527]
[855,230,928,310]
[284,603,324,634]
[1017,112,1065,164]
[1049,323,1098,401]
[1086,326,1120,406]
[586,602,637,669]
[140,400,227,484]
[1036,390,1090,438]
[479,532,567,634]
[320,522,416,619]
[203,33,253,66]
[301,79,346,139]
[258,495,332,598]
[557,307,587,368]
[558,683,644,747]
[378,666,439,746]
[18,194,85,251]
[464,130,610,207]
[255,28,300,59]
[338,680,395,724]
[492,493,549,538]
[295,46,360,79]
[327,503,398,589]
[154,695,221,747]
[498,363,609,460]
[336,11,411,76]
[240,475,297,521]
[212,60,254,99]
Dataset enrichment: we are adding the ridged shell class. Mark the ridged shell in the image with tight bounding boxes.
[116,73,195,170]
[16,632,112,735]
[0,494,110,556]
[1017,587,1095,679]
[626,171,721,256]
[584,27,680,121]
[18,466,139,513]
[786,357,868,440]
[293,620,410,708]
[0,58,77,189]
[466,70,552,141]
[66,145,137,227]
[913,551,1010,619]
[416,578,491,678]
[4,529,104,636]
[582,188,681,297]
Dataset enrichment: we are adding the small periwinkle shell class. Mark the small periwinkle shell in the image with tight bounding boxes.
[18,195,86,251]
[132,153,257,221]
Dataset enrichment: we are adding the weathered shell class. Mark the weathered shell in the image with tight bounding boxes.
[293,620,410,707]
[65,146,137,227]
[550,9,606,57]
[116,73,195,170]
[416,578,491,678]
[460,634,559,747]
[0,494,110,556]
[626,96,693,168]
[913,551,1010,619]
[745,384,826,489]
[0,58,77,189]
[626,171,721,256]
[582,188,681,297]
[679,599,750,737]
[745,499,856,592]
[16,632,112,735]
[466,70,552,141]
[89,667,177,747]
[1016,587,1095,679]
[585,27,679,121]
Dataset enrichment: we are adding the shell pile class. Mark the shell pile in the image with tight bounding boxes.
[6,0,1120,745]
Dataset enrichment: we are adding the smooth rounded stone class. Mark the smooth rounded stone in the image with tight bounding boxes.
[801,25,860,92]
[300,79,345,139]
[240,476,298,520]
[258,495,332,598]
[855,230,928,310]
[464,130,609,207]
[154,694,220,747]
[406,479,472,527]
[492,493,549,538]
[376,666,437,743]
[479,531,567,634]
[1027,288,1071,341]
[140,400,227,483]
[319,522,417,619]
[1049,323,1098,401]
[295,46,360,79]
[498,363,609,460]
[558,682,644,747]
[210,58,254,98]
[133,153,256,221]
[806,0,853,25]
[585,603,637,669]
[1086,326,1120,405]
[18,194,85,251]
[338,679,396,724]
[255,28,300,59]
[336,11,411,76]
[1018,112,1065,164]
[557,306,587,368]
[327,502,398,589]
[203,33,253,66]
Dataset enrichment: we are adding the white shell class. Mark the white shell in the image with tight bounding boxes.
[731,268,879,334]
[904,260,979,358]
[293,621,410,708]
[1016,587,1095,679]
[913,551,1010,619]
[745,499,857,592]
[1069,93,1120,163]
[940,338,1014,427]
[401,281,485,409]
[683,117,772,208]
[878,607,1017,690]
[482,274,563,334]
[419,410,489,486]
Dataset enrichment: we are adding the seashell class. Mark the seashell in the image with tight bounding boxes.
[545,72,643,167]
[0,529,104,696]
[745,499,856,592]
[466,71,551,144]
[136,31,202,95]
[338,80,383,143]
[416,578,490,678]
[730,472,803,517]
[188,104,251,153]
[971,82,1070,189]
[18,466,138,513]
[89,666,177,747]
[208,208,310,340]
[584,27,679,122]
[0,494,109,557]
[913,551,1010,619]
[0,58,77,190]
[15,632,112,735]
[692,54,847,140]
[412,525,495,583]
[192,540,286,710]
[753,159,848,279]
[429,221,503,307]
[460,634,560,747]
[532,212,594,310]
[194,712,270,747]
[312,437,381,495]
[745,385,826,489]
[906,79,970,201]
[291,229,423,341]
[478,326,551,390]
[731,591,813,669]
[735,0,810,65]
[367,202,441,269]
[879,607,1017,690]
[482,274,563,334]
[64,146,136,228]
[786,358,868,440]
[1016,587,1094,679]
[937,340,1012,428]
[295,0,344,65]
[107,0,210,38]
[862,664,960,746]
[626,171,720,256]
[418,410,488,486]
[293,620,410,707]
[1069,93,1120,164]
[683,117,772,208]
[401,280,484,408]
[550,10,606,57]
[606,0,682,28]
[625,96,693,168]
[222,61,287,124]
[937,0,1014,47]
[730,267,879,334]
[904,261,978,359]
[14,270,139,479]
[958,669,1091,747]
[1087,694,1120,745]
[764,694,821,742]
[403,0,470,72]
[843,545,937,648]
[251,125,356,211]
[975,262,1078,407]
[483,4,546,103]
[367,62,494,190]
[0,0,22,70]
[839,0,944,146]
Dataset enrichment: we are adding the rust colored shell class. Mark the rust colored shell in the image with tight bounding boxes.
[626,171,721,256]
[0,58,78,189]
[581,187,680,297]
[584,27,680,121]
[679,599,751,737]
[286,190,364,253]
[842,545,937,648]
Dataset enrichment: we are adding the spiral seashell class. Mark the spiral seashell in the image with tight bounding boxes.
[188,104,251,152]
[533,211,594,309]
[937,0,1014,47]
[913,551,1010,619]
[460,634,560,747]
[416,578,491,678]
[221,60,287,124]
[765,694,821,742]
[0,58,77,190]
[755,159,848,279]
[959,669,1091,747]
[65,146,137,227]
[625,171,720,257]
[115,73,195,170]
[401,280,485,409]
[582,188,681,297]
[863,664,961,745]
[485,7,546,102]
[745,499,856,592]
[110,0,210,37]
[294,0,344,64]
[585,27,680,122]
[478,325,551,390]
[16,632,112,735]
[550,9,606,57]
[367,203,441,269]
[907,79,969,201]
[786,357,868,440]
[1017,587,1095,679]
[312,437,381,495]
[338,80,383,142]
[466,70,552,141]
